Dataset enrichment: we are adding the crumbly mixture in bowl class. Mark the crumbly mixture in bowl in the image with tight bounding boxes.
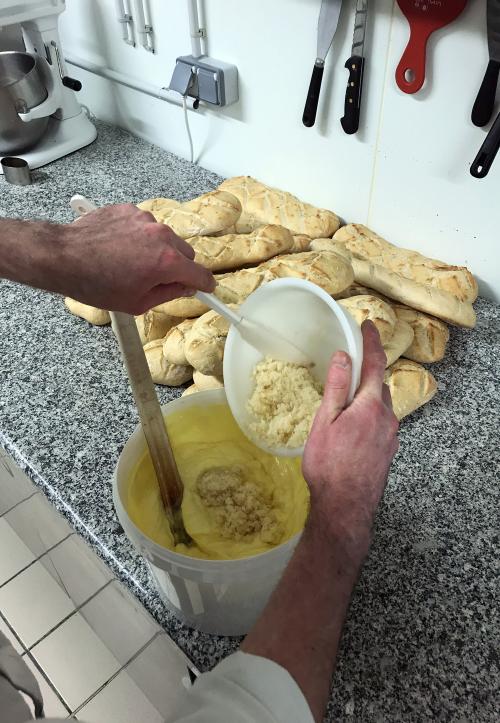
[247,357,323,448]
[196,465,283,544]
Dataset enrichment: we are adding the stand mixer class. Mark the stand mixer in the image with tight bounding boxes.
[0,0,96,172]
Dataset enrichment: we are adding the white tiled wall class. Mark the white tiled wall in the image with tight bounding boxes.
[13,0,499,299]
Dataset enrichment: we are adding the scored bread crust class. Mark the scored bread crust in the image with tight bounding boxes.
[219,176,340,237]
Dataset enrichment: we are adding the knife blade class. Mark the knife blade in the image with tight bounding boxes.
[340,0,368,134]
[472,0,500,127]
[303,0,343,128]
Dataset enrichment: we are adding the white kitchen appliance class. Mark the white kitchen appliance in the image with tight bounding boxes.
[0,0,96,172]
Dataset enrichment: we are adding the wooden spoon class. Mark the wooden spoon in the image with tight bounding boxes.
[69,195,191,546]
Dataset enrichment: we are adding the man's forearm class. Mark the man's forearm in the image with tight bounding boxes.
[0,218,65,294]
[241,512,370,722]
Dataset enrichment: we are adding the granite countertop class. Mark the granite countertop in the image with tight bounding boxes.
[1,122,499,722]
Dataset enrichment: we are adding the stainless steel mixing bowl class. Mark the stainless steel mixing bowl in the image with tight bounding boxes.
[0,51,49,155]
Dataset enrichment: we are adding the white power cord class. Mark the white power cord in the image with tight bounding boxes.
[182,94,195,164]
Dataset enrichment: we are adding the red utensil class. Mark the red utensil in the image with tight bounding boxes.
[395,0,468,94]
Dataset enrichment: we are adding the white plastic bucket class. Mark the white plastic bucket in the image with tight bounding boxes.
[112,389,303,637]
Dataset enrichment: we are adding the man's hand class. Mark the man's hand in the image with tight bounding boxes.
[57,204,215,314]
[303,320,399,550]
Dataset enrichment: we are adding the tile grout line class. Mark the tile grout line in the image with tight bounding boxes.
[23,648,73,717]
[0,490,40,519]
[0,608,29,654]
[26,578,115,653]
[0,531,76,590]
[69,629,165,717]
[0,433,148,597]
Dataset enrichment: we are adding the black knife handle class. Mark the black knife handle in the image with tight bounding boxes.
[303,63,324,128]
[471,60,500,127]
[470,111,500,178]
[340,55,365,135]
[62,76,82,92]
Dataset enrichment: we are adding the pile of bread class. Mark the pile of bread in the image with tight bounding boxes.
[65,176,477,420]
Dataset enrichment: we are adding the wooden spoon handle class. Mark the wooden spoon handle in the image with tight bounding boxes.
[110,312,184,511]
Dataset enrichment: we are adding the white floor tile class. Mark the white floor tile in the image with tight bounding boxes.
[0,561,75,648]
[79,581,160,667]
[23,654,70,718]
[0,611,25,654]
[0,518,35,585]
[39,534,114,608]
[76,669,164,723]
[31,613,121,711]
[5,492,72,558]
[123,633,191,718]
[0,451,36,515]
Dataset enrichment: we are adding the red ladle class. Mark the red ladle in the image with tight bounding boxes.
[396,0,468,94]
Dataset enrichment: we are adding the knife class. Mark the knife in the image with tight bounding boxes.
[303,0,343,128]
[472,0,500,127]
[340,0,368,134]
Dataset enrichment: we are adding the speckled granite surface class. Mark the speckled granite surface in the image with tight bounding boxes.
[1,122,499,722]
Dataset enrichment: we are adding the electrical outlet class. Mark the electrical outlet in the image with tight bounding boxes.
[169,55,238,107]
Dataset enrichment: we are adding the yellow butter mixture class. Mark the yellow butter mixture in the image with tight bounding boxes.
[127,403,309,560]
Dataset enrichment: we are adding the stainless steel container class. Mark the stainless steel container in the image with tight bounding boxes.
[0,51,49,155]
[1,157,31,185]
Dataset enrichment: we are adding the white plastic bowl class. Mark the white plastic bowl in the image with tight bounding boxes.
[112,389,304,636]
[223,278,363,457]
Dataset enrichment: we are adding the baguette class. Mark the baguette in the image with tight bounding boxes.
[156,250,353,318]
[219,176,340,237]
[384,359,437,420]
[338,295,397,345]
[143,339,193,386]
[192,370,224,390]
[383,320,415,367]
[187,224,294,271]
[325,242,475,328]
[64,298,110,326]
[393,305,449,363]
[137,190,242,238]
[334,224,478,303]
[184,309,233,377]
[162,318,196,366]
[260,250,354,295]
[135,310,179,345]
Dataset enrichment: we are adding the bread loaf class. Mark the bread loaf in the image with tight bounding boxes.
[135,310,179,345]
[65,298,110,326]
[290,235,312,252]
[384,359,437,420]
[333,224,478,303]
[192,370,224,390]
[260,250,354,295]
[181,384,199,397]
[326,242,475,328]
[219,176,340,237]
[137,198,180,217]
[143,340,193,386]
[155,268,274,318]
[162,318,196,365]
[187,224,294,271]
[338,295,397,345]
[137,190,242,238]
[156,250,353,318]
[184,309,233,377]
[393,305,449,363]
[383,320,415,367]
